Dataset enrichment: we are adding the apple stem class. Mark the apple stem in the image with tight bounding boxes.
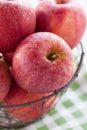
[48,53,60,62]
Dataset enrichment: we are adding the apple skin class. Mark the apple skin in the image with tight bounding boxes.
[12,32,76,93]
[0,0,36,53]
[3,52,14,66]
[0,56,11,101]
[3,79,57,121]
[35,0,87,48]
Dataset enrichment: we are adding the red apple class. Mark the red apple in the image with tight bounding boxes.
[4,79,57,121]
[12,32,76,93]
[35,0,86,48]
[0,56,11,101]
[0,0,36,53]
[3,52,14,66]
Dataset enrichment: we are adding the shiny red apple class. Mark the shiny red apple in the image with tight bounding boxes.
[0,0,36,52]
[35,0,86,48]
[12,32,76,93]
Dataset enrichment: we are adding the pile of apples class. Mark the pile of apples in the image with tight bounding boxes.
[0,0,86,121]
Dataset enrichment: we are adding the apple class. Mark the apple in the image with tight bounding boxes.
[12,32,76,93]
[0,56,11,101]
[3,52,14,66]
[0,0,36,53]
[4,79,57,121]
[35,0,86,48]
